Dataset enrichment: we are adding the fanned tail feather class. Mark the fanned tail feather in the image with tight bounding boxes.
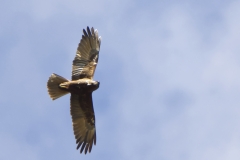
[47,73,69,100]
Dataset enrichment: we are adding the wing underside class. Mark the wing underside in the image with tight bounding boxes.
[72,27,101,80]
[70,93,96,154]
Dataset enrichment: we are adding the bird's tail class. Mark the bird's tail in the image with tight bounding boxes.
[47,73,69,100]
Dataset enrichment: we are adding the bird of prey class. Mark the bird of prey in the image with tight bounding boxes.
[47,26,101,154]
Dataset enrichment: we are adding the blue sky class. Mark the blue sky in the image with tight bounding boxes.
[1,0,240,159]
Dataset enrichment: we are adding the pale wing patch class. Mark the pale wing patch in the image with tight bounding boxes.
[72,27,101,80]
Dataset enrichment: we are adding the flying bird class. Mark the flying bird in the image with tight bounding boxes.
[47,26,101,154]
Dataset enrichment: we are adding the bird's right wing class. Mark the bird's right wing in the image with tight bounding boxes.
[72,26,101,80]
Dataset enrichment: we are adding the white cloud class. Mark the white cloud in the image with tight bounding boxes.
[110,1,240,160]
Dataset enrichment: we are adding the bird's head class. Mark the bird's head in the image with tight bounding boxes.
[86,80,100,92]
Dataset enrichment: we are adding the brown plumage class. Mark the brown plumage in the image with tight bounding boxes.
[47,26,101,154]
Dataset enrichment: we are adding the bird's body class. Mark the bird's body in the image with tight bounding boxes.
[47,26,101,154]
[59,78,100,94]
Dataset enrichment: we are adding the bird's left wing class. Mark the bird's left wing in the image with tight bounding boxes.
[72,26,101,80]
[70,93,96,154]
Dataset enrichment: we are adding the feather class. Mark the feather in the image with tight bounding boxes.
[47,73,69,100]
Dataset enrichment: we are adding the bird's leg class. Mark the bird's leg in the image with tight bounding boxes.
[59,82,69,89]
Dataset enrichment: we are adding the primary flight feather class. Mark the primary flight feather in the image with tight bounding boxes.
[47,26,101,154]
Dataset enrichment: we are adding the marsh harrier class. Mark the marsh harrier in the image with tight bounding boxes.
[47,26,101,154]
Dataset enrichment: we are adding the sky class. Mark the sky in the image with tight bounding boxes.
[1,0,240,159]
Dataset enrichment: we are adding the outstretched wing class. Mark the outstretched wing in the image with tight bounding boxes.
[70,93,96,154]
[72,26,101,80]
